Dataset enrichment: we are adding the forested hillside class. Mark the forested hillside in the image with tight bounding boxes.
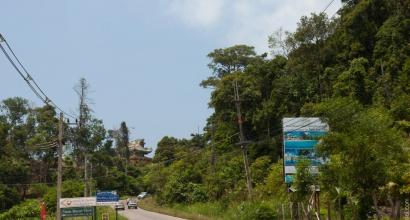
[143,1,410,219]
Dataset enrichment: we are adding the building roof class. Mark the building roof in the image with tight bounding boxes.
[128,139,152,154]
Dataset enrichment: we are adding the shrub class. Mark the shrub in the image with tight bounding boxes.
[28,184,49,198]
[0,199,39,220]
[188,183,208,203]
[229,201,277,220]
[0,184,20,210]
[43,180,84,212]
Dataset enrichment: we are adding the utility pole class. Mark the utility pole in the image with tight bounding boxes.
[84,155,88,197]
[233,81,253,199]
[56,113,64,220]
[210,126,216,175]
[89,161,93,196]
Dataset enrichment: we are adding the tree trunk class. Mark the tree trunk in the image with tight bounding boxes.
[390,199,401,220]
[338,197,344,220]
[327,201,331,220]
[372,191,382,220]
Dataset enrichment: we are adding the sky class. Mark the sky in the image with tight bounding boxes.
[0,0,341,156]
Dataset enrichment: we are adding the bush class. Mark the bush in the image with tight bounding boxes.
[188,183,208,203]
[0,184,20,210]
[43,180,84,212]
[28,184,49,198]
[229,201,277,220]
[0,199,39,220]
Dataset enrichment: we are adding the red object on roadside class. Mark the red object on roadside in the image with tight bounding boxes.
[40,202,46,220]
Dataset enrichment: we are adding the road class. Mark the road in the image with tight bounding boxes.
[118,206,186,220]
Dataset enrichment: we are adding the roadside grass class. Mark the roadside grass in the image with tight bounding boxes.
[137,197,348,220]
[138,197,221,220]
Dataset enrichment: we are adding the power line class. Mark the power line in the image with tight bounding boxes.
[0,33,76,119]
[152,117,324,166]
[322,0,336,13]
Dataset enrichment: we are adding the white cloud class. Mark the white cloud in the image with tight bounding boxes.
[166,0,342,53]
[167,0,226,27]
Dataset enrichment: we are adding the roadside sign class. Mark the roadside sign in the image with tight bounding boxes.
[61,207,94,217]
[96,191,119,206]
[60,197,96,208]
[282,117,329,183]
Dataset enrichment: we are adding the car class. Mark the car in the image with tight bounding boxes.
[127,200,138,209]
[137,192,148,199]
[114,202,125,210]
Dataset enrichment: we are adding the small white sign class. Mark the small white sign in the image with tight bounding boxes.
[96,201,117,206]
[60,197,96,208]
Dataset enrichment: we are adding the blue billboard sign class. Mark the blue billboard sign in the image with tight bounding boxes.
[96,191,119,205]
[283,118,328,183]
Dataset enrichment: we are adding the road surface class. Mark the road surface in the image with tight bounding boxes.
[118,207,186,220]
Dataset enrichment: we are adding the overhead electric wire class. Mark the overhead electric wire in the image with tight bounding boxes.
[0,34,76,119]
[153,118,325,165]
[0,44,47,103]
[322,0,336,13]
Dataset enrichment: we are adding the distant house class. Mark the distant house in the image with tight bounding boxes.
[128,139,152,164]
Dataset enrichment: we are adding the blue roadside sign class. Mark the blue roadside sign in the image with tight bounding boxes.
[96,191,119,205]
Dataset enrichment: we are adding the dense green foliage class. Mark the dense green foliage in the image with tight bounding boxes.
[142,1,410,219]
[0,199,40,219]
[0,79,144,218]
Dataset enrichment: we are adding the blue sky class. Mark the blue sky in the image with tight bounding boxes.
[0,0,341,156]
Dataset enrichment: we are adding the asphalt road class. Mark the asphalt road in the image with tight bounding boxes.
[118,205,186,220]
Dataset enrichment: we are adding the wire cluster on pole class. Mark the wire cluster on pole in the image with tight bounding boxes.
[0,33,76,119]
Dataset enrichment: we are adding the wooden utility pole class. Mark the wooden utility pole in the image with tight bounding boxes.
[233,81,253,199]
[210,126,216,175]
[89,161,93,196]
[56,112,64,220]
[84,155,88,197]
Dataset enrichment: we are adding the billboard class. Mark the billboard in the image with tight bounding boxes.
[96,191,119,206]
[60,197,96,208]
[283,117,328,183]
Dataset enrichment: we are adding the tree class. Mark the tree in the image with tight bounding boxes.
[115,121,130,160]
[152,136,179,165]
[200,45,257,88]
[309,98,408,219]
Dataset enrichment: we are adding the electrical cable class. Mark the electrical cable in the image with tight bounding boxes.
[0,34,76,119]
[153,118,325,165]
[322,0,336,13]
